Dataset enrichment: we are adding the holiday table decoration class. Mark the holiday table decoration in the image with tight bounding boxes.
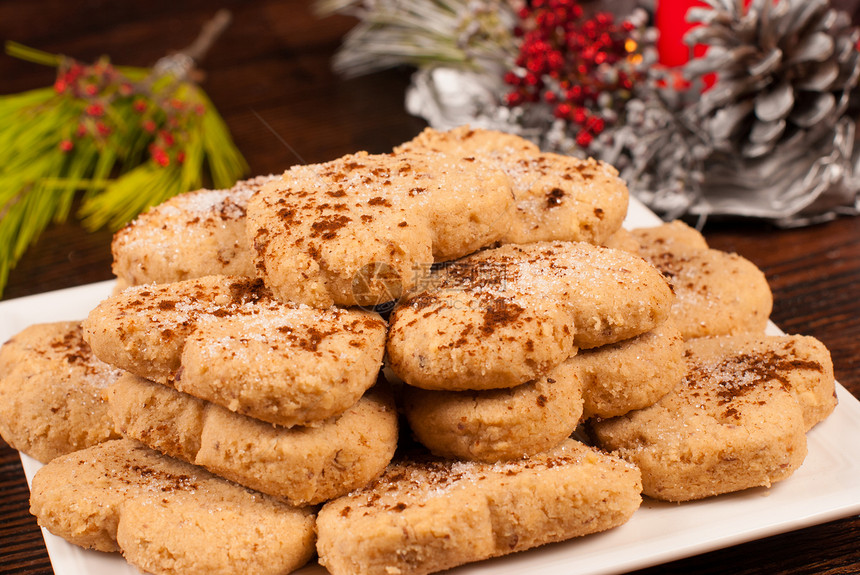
[319,0,860,226]
[0,10,247,298]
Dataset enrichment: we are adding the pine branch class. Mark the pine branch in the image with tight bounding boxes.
[0,13,246,298]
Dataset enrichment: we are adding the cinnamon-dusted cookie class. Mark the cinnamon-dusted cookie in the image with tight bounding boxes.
[30,439,315,575]
[632,219,709,258]
[83,275,386,426]
[316,439,642,575]
[631,221,773,339]
[402,360,583,462]
[112,175,277,291]
[0,321,121,462]
[600,227,641,253]
[387,241,673,391]
[247,150,514,307]
[107,374,398,506]
[394,124,540,159]
[396,126,629,245]
[590,334,835,501]
[577,319,686,420]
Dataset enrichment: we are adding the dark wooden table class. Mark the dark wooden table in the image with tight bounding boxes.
[1,1,858,574]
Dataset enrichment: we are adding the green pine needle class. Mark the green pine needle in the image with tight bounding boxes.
[0,42,248,298]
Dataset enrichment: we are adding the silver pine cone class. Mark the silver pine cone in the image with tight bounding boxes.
[683,0,860,159]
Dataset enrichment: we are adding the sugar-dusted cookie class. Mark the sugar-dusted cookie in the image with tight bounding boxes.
[316,439,641,575]
[0,321,121,462]
[83,275,387,426]
[387,241,674,391]
[631,221,773,339]
[577,319,686,420]
[396,126,629,245]
[590,334,835,501]
[107,374,398,506]
[247,150,514,307]
[112,175,278,290]
[30,439,315,575]
[403,360,583,462]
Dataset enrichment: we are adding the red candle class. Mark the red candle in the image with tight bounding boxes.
[656,0,716,88]
[656,0,706,67]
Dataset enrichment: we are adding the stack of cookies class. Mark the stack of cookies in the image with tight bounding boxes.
[83,274,398,507]
[590,221,836,501]
[0,126,838,575]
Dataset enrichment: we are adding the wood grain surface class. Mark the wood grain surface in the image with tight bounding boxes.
[1,1,858,574]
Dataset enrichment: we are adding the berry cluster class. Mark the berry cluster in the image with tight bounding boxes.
[54,58,125,149]
[504,0,642,148]
[53,57,204,168]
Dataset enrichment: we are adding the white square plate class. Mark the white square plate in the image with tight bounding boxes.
[3,197,859,575]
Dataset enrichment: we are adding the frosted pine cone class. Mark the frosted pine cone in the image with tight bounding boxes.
[683,0,860,159]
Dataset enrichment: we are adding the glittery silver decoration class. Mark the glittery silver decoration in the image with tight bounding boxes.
[323,0,860,226]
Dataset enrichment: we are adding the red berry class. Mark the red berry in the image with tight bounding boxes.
[85,103,104,117]
[576,131,593,147]
[506,91,525,106]
[150,145,170,167]
[159,130,175,147]
[554,102,572,118]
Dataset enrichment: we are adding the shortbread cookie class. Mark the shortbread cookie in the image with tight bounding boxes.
[247,150,514,307]
[83,275,387,426]
[0,322,121,462]
[396,126,629,245]
[577,320,686,419]
[590,334,835,501]
[387,241,674,390]
[30,439,315,575]
[316,439,642,575]
[112,175,277,290]
[403,360,583,462]
[107,374,398,506]
[632,221,773,339]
